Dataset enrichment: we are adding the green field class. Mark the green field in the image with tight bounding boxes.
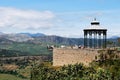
[0,74,29,80]
[0,42,52,56]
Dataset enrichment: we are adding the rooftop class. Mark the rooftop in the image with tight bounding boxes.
[84,18,107,30]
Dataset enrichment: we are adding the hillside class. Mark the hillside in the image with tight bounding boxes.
[0,33,83,56]
[0,74,25,80]
[0,32,119,57]
[0,32,118,46]
[0,42,52,56]
[31,59,120,80]
[33,35,84,45]
[0,33,84,45]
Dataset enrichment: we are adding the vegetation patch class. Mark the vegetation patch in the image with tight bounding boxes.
[0,74,24,80]
[31,58,120,80]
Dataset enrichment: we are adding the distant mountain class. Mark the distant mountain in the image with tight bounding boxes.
[0,37,13,44]
[0,32,84,45]
[19,33,45,37]
[0,32,119,56]
[0,32,120,46]
[110,36,120,39]
[2,33,34,42]
[0,32,4,35]
[33,35,84,45]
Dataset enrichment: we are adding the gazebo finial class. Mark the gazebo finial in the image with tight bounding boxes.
[94,18,96,21]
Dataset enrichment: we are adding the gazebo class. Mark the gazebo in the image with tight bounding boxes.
[83,19,107,48]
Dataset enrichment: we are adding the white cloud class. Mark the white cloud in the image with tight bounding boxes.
[0,7,55,30]
[0,7,120,38]
[55,10,120,38]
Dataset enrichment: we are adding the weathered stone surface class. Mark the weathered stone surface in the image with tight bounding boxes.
[53,48,99,66]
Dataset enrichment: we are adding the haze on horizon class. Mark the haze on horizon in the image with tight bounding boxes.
[0,0,120,38]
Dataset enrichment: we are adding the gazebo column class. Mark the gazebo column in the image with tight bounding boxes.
[84,31,88,48]
[103,31,107,48]
[98,32,101,48]
[93,32,95,48]
[95,32,97,48]
[89,32,92,48]
[105,32,107,48]
[93,31,97,48]
[96,32,98,48]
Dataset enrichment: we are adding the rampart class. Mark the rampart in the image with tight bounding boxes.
[53,48,100,66]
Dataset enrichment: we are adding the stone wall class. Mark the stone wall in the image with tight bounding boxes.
[53,48,99,66]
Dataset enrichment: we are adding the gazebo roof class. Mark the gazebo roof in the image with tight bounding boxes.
[84,19,107,31]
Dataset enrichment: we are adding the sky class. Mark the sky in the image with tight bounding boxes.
[0,0,120,38]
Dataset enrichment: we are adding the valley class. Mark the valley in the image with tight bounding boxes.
[0,32,119,80]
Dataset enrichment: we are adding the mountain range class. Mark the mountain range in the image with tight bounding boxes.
[0,32,119,45]
[0,32,83,45]
[0,32,119,56]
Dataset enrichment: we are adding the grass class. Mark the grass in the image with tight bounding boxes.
[0,42,52,56]
[0,74,28,80]
[18,66,31,78]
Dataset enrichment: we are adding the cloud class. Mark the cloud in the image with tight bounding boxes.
[0,7,55,30]
[0,7,119,38]
[54,10,120,38]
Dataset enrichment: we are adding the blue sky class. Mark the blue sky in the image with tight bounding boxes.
[0,0,120,38]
